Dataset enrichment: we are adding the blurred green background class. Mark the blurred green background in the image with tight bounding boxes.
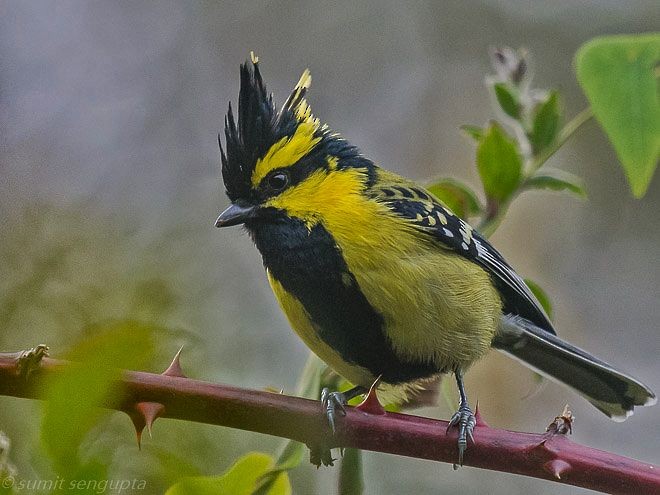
[1,1,658,494]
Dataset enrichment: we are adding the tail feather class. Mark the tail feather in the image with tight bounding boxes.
[493,315,656,420]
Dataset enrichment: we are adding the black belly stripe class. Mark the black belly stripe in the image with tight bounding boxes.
[248,215,439,384]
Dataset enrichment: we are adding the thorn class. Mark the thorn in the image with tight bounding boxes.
[137,401,165,437]
[534,436,571,462]
[474,401,489,427]
[128,412,145,450]
[355,376,385,415]
[162,346,186,378]
[543,459,572,480]
[528,437,553,457]
[127,401,165,448]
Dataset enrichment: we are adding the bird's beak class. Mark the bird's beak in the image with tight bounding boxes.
[215,203,256,227]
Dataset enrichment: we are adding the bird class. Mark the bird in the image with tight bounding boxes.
[214,55,656,465]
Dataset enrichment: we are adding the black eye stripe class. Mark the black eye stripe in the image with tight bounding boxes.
[261,157,318,190]
[258,150,339,196]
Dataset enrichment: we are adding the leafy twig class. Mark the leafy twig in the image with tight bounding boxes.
[530,107,593,172]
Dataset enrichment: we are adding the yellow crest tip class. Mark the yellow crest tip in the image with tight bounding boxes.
[296,69,312,90]
[250,51,259,64]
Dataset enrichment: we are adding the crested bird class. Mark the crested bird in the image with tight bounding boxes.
[214,56,656,465]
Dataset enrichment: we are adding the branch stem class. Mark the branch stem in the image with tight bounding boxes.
[0,355,657,495]
[530,107,593,173]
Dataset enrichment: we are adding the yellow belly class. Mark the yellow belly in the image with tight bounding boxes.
[345,245,502,371]
[317,188,503,373]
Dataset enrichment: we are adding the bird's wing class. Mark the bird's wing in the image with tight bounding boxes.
[369,176,555,335]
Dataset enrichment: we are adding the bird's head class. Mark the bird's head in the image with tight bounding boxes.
[215,55,375,230]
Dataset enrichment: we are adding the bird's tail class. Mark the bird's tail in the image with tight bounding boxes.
[493,315,656,420]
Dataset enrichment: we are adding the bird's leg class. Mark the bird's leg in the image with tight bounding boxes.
[446,370,476,467]
[321,385,366,434]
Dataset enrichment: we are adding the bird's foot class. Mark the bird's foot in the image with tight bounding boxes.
[308,443,336,467]
[321,387,348,434]
[446,403,476,467]
[312,386,365,466]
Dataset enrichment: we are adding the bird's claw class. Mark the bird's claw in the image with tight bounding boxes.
[311,386,366,466]
[446,404,476,467]
[308,443,336,467]
[321,387,348,434]
[312,388,349,467]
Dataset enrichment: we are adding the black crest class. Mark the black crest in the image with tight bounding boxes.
[220,58,307,201]
[219,57,374,200]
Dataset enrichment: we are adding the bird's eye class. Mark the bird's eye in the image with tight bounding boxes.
[267,171,289,191]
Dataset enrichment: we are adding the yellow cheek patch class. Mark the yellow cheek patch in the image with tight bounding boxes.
[264,167,366,227]
[251,121,321,187]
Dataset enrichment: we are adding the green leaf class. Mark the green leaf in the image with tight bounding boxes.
[524,278,553,320]
[427,179,483,218]
[64,461,111,495]
[459,124,484,141]
[476,123,523,202]
[525,168,587,198]
[142,445,204,486]
[271,442,305,473]
[530,91,561,154]
[165,453,291,495]
[383,403,401,412]
[493,82,521,119]
[40,321,156,475]
[576,33,660,197]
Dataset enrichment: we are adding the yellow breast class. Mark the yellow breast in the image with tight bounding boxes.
[318,188,502,371]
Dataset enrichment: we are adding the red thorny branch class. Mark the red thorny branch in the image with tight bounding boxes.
[0,346,657,494]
